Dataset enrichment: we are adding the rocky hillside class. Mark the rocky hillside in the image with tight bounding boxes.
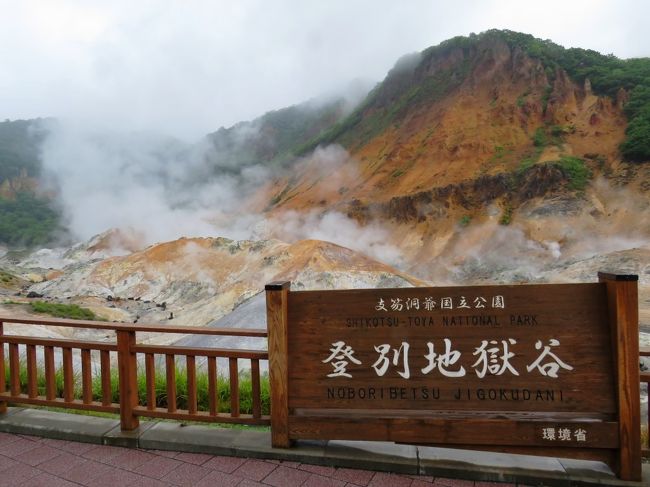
[247,30,649,280]
[204,97,351,172]
[260,31,648,207]
[0,233,423,339]
[1,30,648,338]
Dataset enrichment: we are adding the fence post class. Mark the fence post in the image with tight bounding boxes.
[117,330,139,430]
[266,281,291,448]
[598,272,641,481]
[0,322,5,414]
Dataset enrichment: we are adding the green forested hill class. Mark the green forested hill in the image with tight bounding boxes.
[492,30,650,162]
[295,30,650,163]
[0,118,47,181]
[0,119,63,247]
[203,97,348,172]
[0,192,62,247]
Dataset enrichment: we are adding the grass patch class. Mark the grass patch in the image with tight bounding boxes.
[0,270,16,284]
[518,157,536,173]
[5,361,270,416]
[459,215,471,227]
[499,203,513,225]
[533,127,547,147]
[516,90,531,108]
[30,301,101,321]
[0,192,63,248]
[541,86,552,114]
[555,155,591,191]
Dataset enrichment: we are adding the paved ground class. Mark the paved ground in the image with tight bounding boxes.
[1,409,647,486]
[0,431,523,487]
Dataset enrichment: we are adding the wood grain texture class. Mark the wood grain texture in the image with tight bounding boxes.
[63,348,74,402]
[133,345,266,359]
[252,359,262,419]
[117,331,139,430]
[0,335,117,351]
[0,393,119,413]
[165,354,177,413]
[44,346,56,401]
[279,278,639,480]
[26,345,37,398]
[100,350,112,406]
[229,357,240,418]
[0,314,272,429]
[0,315,267,336]
[145,353,155,410]
[644,370,650,450]
[289,416,618,448]
[600,274,642,481]
[208,356,218,416]
[266,282,291,448]
[187,355,197,415]
[9,343,20,396]
[288,283,615,414]
[81,349,92,404]
[134,406,270,425]
[0,323,5,413]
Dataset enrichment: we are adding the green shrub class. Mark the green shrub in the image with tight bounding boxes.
[555,156,591,191]
[620,108,650,162]
[499,203,513,225]
[0,192,63,247]
[30,301,100,321]
[459,215,471,227]
[541,86,553,114]
[5,361,271,416]
[518,157,536,174]
[533,127,547,147]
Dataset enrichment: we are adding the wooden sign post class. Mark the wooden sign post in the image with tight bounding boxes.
[265,273,641,481]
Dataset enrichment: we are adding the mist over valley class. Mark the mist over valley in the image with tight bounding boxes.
[1,30,648,374]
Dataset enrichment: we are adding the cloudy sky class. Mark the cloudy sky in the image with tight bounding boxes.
[2,0,648,140]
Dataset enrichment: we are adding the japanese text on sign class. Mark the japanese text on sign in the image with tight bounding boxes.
[375,295,505,312]
[322,338,573,379]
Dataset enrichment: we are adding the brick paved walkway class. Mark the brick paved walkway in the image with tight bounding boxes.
[0,431,526,487]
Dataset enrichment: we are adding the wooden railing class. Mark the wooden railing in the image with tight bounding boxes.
[0,316,269,429]
[642,346,650,458]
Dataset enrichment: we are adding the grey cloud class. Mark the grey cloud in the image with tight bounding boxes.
[3,0,647,139]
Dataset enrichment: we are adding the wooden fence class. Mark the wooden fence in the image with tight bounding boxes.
[265,274,645,481]
[0,292,647,471]
[0,316,269,428]
[642,345,650,458]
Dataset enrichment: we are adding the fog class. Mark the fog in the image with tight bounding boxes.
[4,0,649,271]
[424,179,650,284]
[2,1,649,139]
[37,118,408,265]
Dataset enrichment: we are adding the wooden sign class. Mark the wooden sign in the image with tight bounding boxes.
[265,273,641,481]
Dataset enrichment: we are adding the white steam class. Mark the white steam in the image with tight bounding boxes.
[39,121,402,267]
[39,120,266,244]
[256,144,403,266]
[264,210,402,266]
[432,222,565,283]
[425,178,650,284]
